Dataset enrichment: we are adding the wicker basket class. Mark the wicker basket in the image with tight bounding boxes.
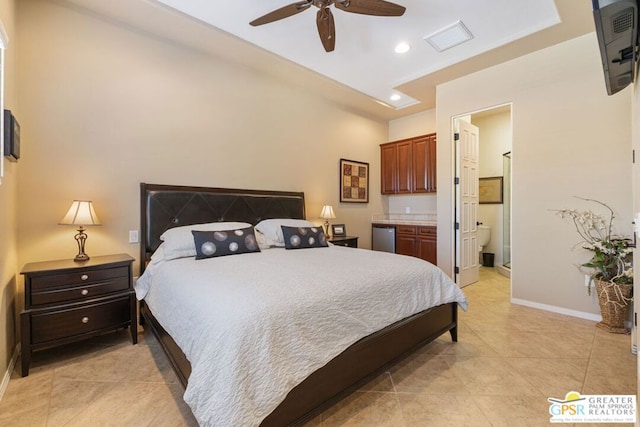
[595,279,633,334]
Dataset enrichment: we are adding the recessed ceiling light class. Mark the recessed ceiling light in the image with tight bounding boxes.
[394,42,411,54]
[390,94,401,101]
[424,20,474,52]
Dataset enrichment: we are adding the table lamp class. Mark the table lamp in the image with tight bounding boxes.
[320,205,336,237]
[59,200,101,262]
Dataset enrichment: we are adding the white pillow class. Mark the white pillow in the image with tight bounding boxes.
[150,243,166,262]
[160,222,252,260]
[255,230,271,250]
[254,218,315,247]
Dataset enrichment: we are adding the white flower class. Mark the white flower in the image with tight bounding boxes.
[552,197,633,287]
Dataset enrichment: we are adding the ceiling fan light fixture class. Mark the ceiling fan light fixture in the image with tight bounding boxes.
[250,0,406,52]
[394,42,411,54]
[424,20,473,53]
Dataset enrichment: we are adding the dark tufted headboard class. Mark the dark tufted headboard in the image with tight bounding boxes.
[140,183,306,274]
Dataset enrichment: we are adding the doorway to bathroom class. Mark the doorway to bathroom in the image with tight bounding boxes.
[454,103,512,286]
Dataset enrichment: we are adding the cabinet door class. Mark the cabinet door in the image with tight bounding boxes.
[418,238,437,264]
[417,226,437,264]
[412,137,429,193]
[380,144,397,194]
[396,225,417,257]
[426,134,437,193]
[396,236,417,256]
[396,141,412,194]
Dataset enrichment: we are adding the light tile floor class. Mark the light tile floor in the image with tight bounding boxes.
[0,268,636,426]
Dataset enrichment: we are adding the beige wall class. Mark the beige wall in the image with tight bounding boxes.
[16,0,387,274]
[0,0,18,382]
[388,109,436,141]
[436,33,632,317]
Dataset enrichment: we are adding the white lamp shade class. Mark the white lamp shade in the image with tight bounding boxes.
[320,205,336,219]
[59,200,101,226]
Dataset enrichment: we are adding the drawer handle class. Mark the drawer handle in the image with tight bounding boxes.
[81,317,89,324]
[80,274,89,281]
[81,289,89,296]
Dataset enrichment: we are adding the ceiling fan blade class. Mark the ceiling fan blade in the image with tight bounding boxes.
[316,8,336,52]
[250,1,312,26]
[335,0,406,16]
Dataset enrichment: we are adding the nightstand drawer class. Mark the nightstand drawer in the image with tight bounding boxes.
[31,296,131,344]
[332,238,357,247]
[328,236,359,248]
[31,266,129,290]
[31,278,130,306]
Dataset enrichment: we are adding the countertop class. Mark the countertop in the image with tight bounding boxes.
[372,219,437,226]
[371,213,437,226]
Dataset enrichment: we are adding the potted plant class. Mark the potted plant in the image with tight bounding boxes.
[553,197,634,333]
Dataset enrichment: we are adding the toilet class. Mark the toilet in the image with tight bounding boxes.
[478,225,491,254]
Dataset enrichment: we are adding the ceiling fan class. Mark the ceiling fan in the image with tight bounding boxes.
[249,0,406,52]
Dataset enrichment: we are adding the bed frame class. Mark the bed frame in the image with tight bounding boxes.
[139,183,458,426]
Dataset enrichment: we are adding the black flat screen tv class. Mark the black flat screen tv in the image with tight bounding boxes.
[593,0,639,95]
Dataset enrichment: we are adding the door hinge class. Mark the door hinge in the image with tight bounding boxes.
[455,266,460,274]
[454,133,460,141]
[635,312,637,327]
[455,222,460,230]
[454,177,460,185]
[633,149,636,164]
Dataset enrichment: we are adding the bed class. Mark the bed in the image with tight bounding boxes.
[137,183,467,426]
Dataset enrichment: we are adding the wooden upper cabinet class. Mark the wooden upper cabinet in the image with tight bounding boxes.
[380,144,397,195]
[396,141,412,194]
[412,137,428,193]
[380,133,436,195]
[426,134,437,193]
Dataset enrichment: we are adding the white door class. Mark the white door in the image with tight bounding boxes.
[455,119,480,287]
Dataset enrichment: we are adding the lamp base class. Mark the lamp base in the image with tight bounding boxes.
[73,226,90,262]
[74,253,90,262]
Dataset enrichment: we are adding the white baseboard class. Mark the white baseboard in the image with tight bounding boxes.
[0,344,19,402]
[511,298,602,322]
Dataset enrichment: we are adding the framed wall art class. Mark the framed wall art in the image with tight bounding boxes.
[340,158,369,203]
[479,176,503,204]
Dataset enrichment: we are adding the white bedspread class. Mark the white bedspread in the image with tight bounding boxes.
[136,246,467,426]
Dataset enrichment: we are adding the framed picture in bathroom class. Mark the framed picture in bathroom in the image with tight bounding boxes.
[479,176,503,204]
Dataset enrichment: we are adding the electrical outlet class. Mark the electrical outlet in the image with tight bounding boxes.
[405,207,411,214]
[129,230,139,244]
[584,274,592,287]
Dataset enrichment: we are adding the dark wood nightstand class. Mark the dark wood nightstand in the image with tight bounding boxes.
[20,254,137,376]
[328,236,359,248]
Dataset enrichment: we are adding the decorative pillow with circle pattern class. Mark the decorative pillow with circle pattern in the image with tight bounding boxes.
[191,227,261,259]
[281,226,329,249]
[255,218,315,247]
[160,221,252,260]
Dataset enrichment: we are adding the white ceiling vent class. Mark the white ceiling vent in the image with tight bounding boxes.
[424,20,474,52]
